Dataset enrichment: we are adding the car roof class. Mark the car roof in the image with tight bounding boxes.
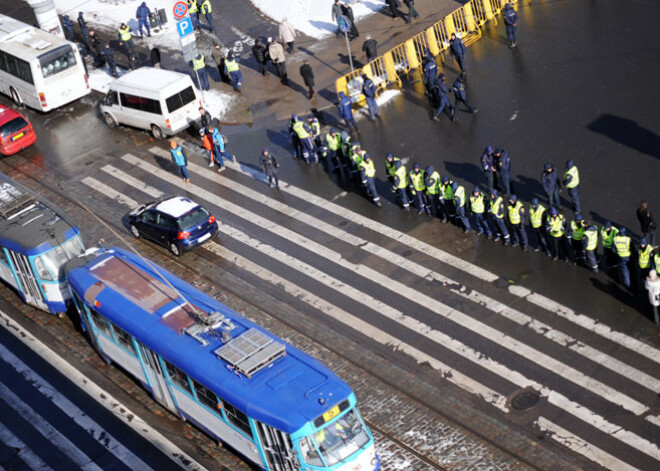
[153,196,199,218]
[112,68,194,95]
[0,105,24,125]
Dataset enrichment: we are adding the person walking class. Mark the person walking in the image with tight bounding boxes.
[101,43,118,77]
[637,201,656,245]
[359,154,382,207]
[541,162,560,208]
[489,190,510,244]
[170,140,190,183]
[449,33,466,74]
[88,30,102,67]
[199,106,213,129]
[224,52,242,92]
[503,3,518,48]
[136,2,151,38]
[494,148,511,195]
[645,270,660,325]
[200,0,216,33]
[338,91,359,134]
[279,18,296,53]
[261,148,280,189]
[392,160,410,211]
[569,214,586,265]
[454,183,471,233]
[422,51,438,96]
[267,38,288,84]
[440,175,456,223]
[117,23,133,56]
[193,53,209,90]
[508,194,527,249]
[404,0,419,23]
[425,165,440,217]
[211,124,234,170]
[362,35,378,62]
[201,126,216,167]
[481,146,495,195]
[251,40,268,76]
[61,15,75,41]
[452,75,478,121]
[212,44,230,82]
[409,163,430,215]
[299,61,315,99]
[637,238,654,289]
[151,47,161,68]
[187,0,200,29]
[77,12,90,46]
[613,228,632,288]
[470,186,491,237]
[600,221,619,273]
[583,221,599,272]
[548,207,569,262]
[362,74,381,121]
[529,198,551,255]
[331,0,343,38]
[432,73,453,122]
[386,0,402,21]
[562,160,581,213]
[341,2,359,40]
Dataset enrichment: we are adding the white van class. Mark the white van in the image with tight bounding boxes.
[100,67,202,139]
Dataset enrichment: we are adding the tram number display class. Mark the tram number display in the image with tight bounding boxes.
[323,405,340,423]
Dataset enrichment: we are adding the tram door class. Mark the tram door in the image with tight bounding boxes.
[137,342,176,412]
[7,250,47,311]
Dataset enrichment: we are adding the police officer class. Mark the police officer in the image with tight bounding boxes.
[454,183,471,233]
[260,148,280,189]
[529,198,550,255]
[88,30,102,67]
[452,75,478,122]
[338,91,359,134]
[637,238,654,289]
[489,190,510,245]
[548,207,569,262]
[117,23,133,55]
[135,2,151,38]
[193,53,209,90]
[339,131,352,169]
[600,221,619,272]
[508,194,527,249]
[385,153,400,186]
[584,221,599,272]
[101,43,118,77]
[422,50,438,96]
[392,160,410,211]
[187,0,200,29]
[449,33,466,74]
[425,165,440,217]
[362,74,381,121]
[362,34,378,62]
[541,162,560,208]
[77,12,90,46]
[349,142,366,179]
[325,128,341,171]
[61,15,75,41]
[432,73,453,122]
[359,154,382,207]
[494,148,511,195]
[613,228,632,288]
[481,146,495,195]
[200,0,216,33]
[470,186,491,237]
[291,115,315,164]
[308,117,323,163]
[409,163,430,215]
[563,160,581,213]
[503,3,518,48]
[440,175,456,223]
[224,52,242,92]
[569,214,586,265]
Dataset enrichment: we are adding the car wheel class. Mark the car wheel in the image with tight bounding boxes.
[169,242,181,257]
[130,224,140,238]
[10,88,23,108]
[151,125,164,140]
[104,112,117,128]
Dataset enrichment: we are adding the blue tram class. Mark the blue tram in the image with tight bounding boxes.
[0,172,84,314]
[65,246,380,471]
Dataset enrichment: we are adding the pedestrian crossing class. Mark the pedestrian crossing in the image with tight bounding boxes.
[75,145,660,470]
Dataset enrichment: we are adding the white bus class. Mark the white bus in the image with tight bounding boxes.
[0,14,90,111]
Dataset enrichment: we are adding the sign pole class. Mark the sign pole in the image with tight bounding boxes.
[336,15,354,74]
[344,31,354,74]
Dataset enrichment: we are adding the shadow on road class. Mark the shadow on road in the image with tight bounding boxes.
[587,114,660,160]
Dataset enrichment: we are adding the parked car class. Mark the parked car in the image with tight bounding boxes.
[128,196,218,256]
[0,104,36,156]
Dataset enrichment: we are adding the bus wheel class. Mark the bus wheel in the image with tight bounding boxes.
[104,113,117,128]
[151,125,164,140]
[10,88,23,108]
[169,243,181,257]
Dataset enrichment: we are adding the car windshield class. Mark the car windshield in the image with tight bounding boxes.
[39,45,77,78]
[0,117,28,138]
[178,206,209,230]
[34,235,84,281]
[300,409,370,467]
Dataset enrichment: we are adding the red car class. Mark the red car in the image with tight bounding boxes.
[0,105,37,156]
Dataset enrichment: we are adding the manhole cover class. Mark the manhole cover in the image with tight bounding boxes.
[511,390,540,411]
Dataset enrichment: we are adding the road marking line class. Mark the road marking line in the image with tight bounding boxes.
[536,417,640,471]
[0,420,54,471]
[81,176,138,207]
[645,415,660,428]
[101,163,165,199]
[0,310,208,471]
[0,343,153,471]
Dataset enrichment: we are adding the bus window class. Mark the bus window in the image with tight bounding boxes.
[164,360,193,395]
[192,379,220,414]
[89,308,112,336]
[39,45,76,78]
[223,402,252,437]
[111,324,136,355]
[0,51,33,84]
[35,235,84,281]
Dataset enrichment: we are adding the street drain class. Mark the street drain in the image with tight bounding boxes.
[511,390,540,411]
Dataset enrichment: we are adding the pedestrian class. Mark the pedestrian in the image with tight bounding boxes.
[199,106,213,129]
[151,47,161,68]
[299,61,315,99]
[77,12,90,46]
[386,0,402,21]
[481,146,495,195]
[267,38,288,84]
[432,73,453,121]
[385,153,400,186]
[187,0,200,30]
[128,50,139,70]
[261,148,280,189]
[470,186,491,237]
[290,115,315,164]
[279,18,296,53]
[449,33,466,74]
[117,23,133,56]
[170,140,190,183]
[404,0,419,23]
[637,238,654,289]
[493,148,511,195]
[193,53,209,90]
[201,127,215,167]
[289,116,303,160]
[422,50,438,96]
[503,3,519,48]
[392,160,410,211]
[529,198,551,255]
[88,30,102,67]
[584,221,599,272]
[600,221,619,273]
[562,160,581,213]
[362,35,378,62]
[452,75,478,122]
[489,190,510,245]
[308,117,323,162]
[454,183,471,233]
[212,44,230,82]
[341,2,359,40]
[199,0,216,33]
[409,163,430,215]
[541,161,560,208]
[210,125,233,170]
[76,42,89,75]
[359,154,382,207]
[101,43,118,77]
[425,165,440,217]
[362,74,381,121]
[547,207,569,262]
[440,175,456,223]
[568,214,586,265]
[338,91,359,134]
[325,128,341,170]
[136,2,152,38]
[61,15,75,41]
[636,201,656,245]
[613,227,632,288]
[508,194,527,249]
[331,0,343,38]
[224,52,242,92]
[645,270,660,325]
[251,39,268,76]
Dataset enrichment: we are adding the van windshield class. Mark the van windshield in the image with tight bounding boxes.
[39,45,77,78]
[166,86,196,113]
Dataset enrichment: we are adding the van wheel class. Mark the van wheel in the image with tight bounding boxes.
[151,125,164,140]
[169,243,181,257]
[104,113,117,128]
[130,225,140,238]
[10,88,23,108]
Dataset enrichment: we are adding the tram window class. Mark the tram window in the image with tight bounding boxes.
[111,324,136,355]
[164,360,192,394]
[0,249,8,266]
[224,402,252,437]
[89,308,112,336]
[192,379,220,413]
[33,256,53,281]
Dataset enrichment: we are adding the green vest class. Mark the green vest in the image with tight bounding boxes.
[192,55,206,71]
[584,228,598,251]
[119,26,132,41]
[385,157,400,177]
[292,121,309,139]
[225,58,239,72]
[490,196,504,219]
[352,149,366,166]
[200,0,212,14]
[600,227,618,249]
[188,0,199,13]
[326,133,340,151]
[310,120,321,137]
[571,220,585,241]
[639,245,652,269]
[508,201,523,225]
[410,170,426,192]
[470,194,485,214]
[529,204,546,229]
[564,166,580,188]
[655,254,660,271]
[441,181,454,201]
[426,171,440,195]
[394,166,408,189]
[454,185,466,208]
[613,235,631,258]
[549,215,565,238]
[360,159,376,178]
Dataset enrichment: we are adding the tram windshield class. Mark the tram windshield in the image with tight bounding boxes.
[33,235,84,281]
[299,408,370,467]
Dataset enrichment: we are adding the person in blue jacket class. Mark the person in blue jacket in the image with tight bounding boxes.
[170,140,190,183]
[224,52,242,92]
[422,49,437,95]
[61,15,75,41]
[432,73,453,122]
[481,146,495,195]
[452,75,477,121]
[494,148,511,195]
[541,161,560,208]
[503,3,518,48]
[136,2,151,38]
[77,12,90,45]
[338,91,359,134]
[449,33,466,74]
[361,74,380,121]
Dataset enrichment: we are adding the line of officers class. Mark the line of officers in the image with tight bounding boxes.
[286,118,659,290]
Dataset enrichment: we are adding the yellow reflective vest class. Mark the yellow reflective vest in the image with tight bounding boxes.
[426,171,440,195]
[600,226,618,249]
[188,0,199,14]
[638,245,652,269]
[192,54,206,71]
[119,26,132,42]
[409,170,426,192]
[359,159,376,178]
[292,121,309,139]
[470,193,485,214]
[548,215,565,238]
[441,181,454,201]
[613,235,631,258]
[201,0,212,14]
[584,228,598,251]
[454,185,466,208]
[310,120,321,137]
[490,196,504,219]
[508,201,524,225]
[225,59,239,72]
[385,157,400,178]
[564,166,580,188]
[394,165,408,189]
[326,133,340,151]
[529,204,546,229]
[571,220,585,241]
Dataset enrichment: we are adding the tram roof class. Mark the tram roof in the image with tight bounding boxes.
[65,247,353,434]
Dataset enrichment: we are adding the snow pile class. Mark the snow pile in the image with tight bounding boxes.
[250,0,381,39]
[355,89,401,120]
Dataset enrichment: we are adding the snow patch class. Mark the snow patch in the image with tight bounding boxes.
[355,89,401,120]
[199,88,235,121]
